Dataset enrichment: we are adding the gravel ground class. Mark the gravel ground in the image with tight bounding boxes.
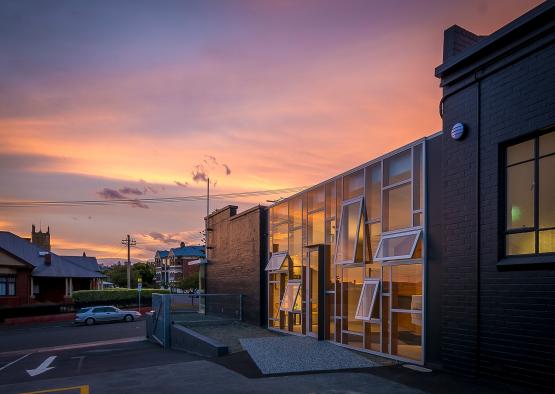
[185,321,282,353]
[240,336,388,375]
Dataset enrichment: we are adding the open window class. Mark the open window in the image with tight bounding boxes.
[279,281,301,312]
[374,229,421,261]
[335,198,364,264]
[355,279,380,321]
[265,251,289,271]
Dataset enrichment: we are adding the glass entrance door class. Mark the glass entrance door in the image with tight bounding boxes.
[306,249,319,337]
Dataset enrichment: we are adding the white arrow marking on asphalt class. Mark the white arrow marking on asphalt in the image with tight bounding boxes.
[26,356,56,377]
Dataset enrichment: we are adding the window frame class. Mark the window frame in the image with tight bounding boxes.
[502,131,555,258]
[374,228,422,262]
[354,279,380,321]
[0,275,16,297]
[279,280,301,312]
[334,196,365,265]
[264,252,289,271]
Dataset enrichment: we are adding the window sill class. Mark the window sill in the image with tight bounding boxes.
[497,255,555,271]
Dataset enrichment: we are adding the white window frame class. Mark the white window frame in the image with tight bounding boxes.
[334,197,364,265]
[279,280,301,312]
[264,251,289,271]
[355,279,380,321]
[374,228,421,262]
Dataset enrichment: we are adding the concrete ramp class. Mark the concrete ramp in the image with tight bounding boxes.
[239,336,385,375]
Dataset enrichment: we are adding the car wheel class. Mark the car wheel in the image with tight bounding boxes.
[85,317,95,326]
[124,314,134,322]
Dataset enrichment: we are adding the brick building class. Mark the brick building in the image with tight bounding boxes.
[205,205,267,324]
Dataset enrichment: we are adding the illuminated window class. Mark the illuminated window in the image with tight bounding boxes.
[335,198,364,264]
[265,252,289,271]
[279,281,301,312]
[505,131,555,256]
[355,280,380,321]
[374,229,421,261]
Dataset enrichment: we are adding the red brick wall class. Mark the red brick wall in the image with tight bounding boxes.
[0,269,31,307]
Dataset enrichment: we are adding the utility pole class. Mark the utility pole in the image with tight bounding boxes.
[121,235,136,289]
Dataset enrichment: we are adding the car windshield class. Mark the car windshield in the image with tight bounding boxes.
[77,308,91,314]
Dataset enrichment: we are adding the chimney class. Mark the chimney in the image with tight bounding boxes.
[180,242,185,248]
[83,252,87,257]
[44,253,51,265]
[443,25,485,62]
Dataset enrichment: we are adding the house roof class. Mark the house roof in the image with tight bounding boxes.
[0,231,104,278]
[169,245,205,258]
[155,250,169,259]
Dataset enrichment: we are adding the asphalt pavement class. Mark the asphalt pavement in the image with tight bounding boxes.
[0,319,145,353]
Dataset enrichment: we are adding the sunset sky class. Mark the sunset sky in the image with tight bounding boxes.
[0,0,543,262]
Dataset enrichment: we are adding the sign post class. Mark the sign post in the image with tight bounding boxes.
[137,277,142,311]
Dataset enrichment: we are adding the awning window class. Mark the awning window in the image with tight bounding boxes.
[335,197,364,264]
[279,281,301,312]
[265,252,289,271]
[374,229,421,261]
[355,279,380,321]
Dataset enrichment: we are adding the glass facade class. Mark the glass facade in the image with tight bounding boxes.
[267,141,425,363]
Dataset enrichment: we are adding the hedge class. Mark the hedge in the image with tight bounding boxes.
[72,289,170,306]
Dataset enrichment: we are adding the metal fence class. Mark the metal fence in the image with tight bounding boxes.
[148,293,243,348]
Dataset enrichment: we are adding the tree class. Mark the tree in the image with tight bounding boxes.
[176,275,197,292]
[132,262,155,288]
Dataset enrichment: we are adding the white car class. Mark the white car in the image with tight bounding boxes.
[75,306,142,325]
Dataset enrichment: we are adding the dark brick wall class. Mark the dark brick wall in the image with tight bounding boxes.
[438,25,555,388]
[206,205,267,325]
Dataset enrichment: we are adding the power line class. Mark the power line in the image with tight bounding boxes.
[0,186,307,208]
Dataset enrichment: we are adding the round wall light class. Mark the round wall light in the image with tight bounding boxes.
[451,122,466,140]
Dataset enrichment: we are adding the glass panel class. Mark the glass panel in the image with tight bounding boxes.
[336,200,362,263]
[383,183,412,231]
[539,229,555,253]
[308,210,325,245]
[327,294,335,340]
[392,264,422,311]
[375,232,420,261]
[291,312,302,333]
[271,222,288,252]
[413,145,423,211]
[391,312,422,361]
[382,295,390,353]
[344,170,364,200]
[506,232,535,255]
[507,139,534,165]
[309,250,319,334]
[413,212,423,226]
[341,266,364,333]
[307,186,325,212]
[384,150,411,186]
[269,281,281,319]
[289,230,302,279]
[355,281,379,320]
[289,197,303,229]
[540,131,555,156]
[336,179,343,222]
[280,282,301,312]
[325,181,336,219]
[273,202,289,223]
[539,155,555,229]
[326,219,336,267]
[382,266,391,293]
[365,222,381,263]
[506,161,534,230]
[364,322,381,352]
[365,163,382,221]
[342,332,363,349]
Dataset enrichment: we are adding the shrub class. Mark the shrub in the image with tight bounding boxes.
[72,289,170,306]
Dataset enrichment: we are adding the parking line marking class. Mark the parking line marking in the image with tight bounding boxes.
[21,384,89,394]
[0,353,30,372]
